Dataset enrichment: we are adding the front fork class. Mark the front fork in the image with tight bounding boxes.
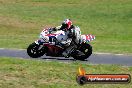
[35,40,39,45]
[35,38,45,45]
[34,39,45,50]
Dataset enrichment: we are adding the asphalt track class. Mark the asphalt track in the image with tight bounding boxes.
[0,48,132,66]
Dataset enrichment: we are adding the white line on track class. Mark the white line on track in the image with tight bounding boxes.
[0,48,25,50]
[94,52,125,56]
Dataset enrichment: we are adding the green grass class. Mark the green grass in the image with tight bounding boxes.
[0,57,131,88]
[0,0,132,54]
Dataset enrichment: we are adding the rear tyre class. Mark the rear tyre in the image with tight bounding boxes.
[27,42,45,58]
[73,43,92,60]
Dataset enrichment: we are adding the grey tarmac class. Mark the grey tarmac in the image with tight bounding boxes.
[0,48,132,66]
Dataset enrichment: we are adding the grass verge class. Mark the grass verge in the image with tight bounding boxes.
[0,57,131,88]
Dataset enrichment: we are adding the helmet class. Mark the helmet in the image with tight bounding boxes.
[61,19,72,31]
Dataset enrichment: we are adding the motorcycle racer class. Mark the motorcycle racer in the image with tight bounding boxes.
[27,19,95,60]
[49,19,81,57]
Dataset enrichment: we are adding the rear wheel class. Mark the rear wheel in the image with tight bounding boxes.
[27,42,45,58]
[73,43,92,60]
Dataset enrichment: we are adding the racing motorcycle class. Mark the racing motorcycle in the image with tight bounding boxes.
[27,27,95,60]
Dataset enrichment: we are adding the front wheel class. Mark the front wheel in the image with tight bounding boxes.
[73,43,92,60]
[27,42,45,58]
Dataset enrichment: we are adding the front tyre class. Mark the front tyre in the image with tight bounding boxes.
[27,42,45,58]
[73,43,92,60]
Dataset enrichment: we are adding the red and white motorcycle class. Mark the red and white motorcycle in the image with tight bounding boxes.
[27,27,95,60]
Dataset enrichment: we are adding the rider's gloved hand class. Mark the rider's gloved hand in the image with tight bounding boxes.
[52,27,57,31]
[48,27,57,33]
[48,28,53,34]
